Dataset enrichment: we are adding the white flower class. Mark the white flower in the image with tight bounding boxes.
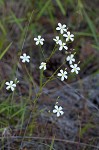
[66,54,75,64]
[63,31,74,42]
[57,69,68,81]
[20,53,30,63]
[53,36,60,44]
[34,35,44,45]
[53,105,64,117]
[39,62,46,70]
[58,40,68,51]
[56,23,67,34]
[5,81,16,91]
[70,64,80,74]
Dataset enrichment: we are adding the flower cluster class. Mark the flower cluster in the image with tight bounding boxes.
[5,23,81,118]
[53,23,80,81]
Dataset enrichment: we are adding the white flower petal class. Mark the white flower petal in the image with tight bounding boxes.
[60,29,63,34]
[40,41,43,45]
[70,65,74,68]
[59,46,62,51]
[77,67,80,70]
[61,76,64,81]
[56,27,60,31]
[64,46,68,50]
[74,64,77,67]
[23,53,26,56]
[63,24,66,28]
[60,69,63,74]
[58,23,61,27]
[11,87,15,91]
[71,69,74,73]
[44,66,46,70]
[58,73,62,77]
[57,112,60,117]
[60,111,64,115]
[58,40,62,45]
[64,71,67,74]
[59,106,63,111]
[53,109,57,113]
[10,81,13,84]
[20,56,23,59]
[63,34,67,38]
[54,105,58,110]
[38,35,41,39]
[70,37,74,41]
[6,86,10,90]
[39,66,42,69]
[64,75,67,79]
[71,34,74,37]
[5,82,10,85]
[76,70,78,74]
[13,84,16,87]
[34,38,37,41]
[36,41,39,45]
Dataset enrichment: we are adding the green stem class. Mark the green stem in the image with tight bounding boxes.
[33,60,66,104]
[40,69,43,92]
[46,44,57,63]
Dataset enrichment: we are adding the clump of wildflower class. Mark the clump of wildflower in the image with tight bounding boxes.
[53,105,64,117]
[20,53,30,63]
[34,35,44,45]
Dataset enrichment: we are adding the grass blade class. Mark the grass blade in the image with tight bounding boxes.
[92,44,99,50]
[0,21,6,35]
[36,0,51,20]
[56,0,66,15]
[0,42,12,60]
[83,10,99,47]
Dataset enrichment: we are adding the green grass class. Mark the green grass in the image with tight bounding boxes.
[77,0,99,48]
[0,42,12,60]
